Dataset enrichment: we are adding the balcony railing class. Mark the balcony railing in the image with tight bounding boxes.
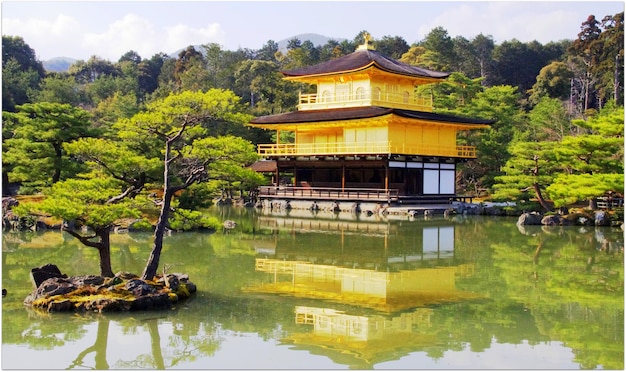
[298,91,432,111]
[258,186,399,202]
[257,141,477,158]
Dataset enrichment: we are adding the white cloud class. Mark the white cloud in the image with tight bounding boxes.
[82,13,160,60]
[2,14,83,59]
[417,2,581,44]
[80,14,225,60]
[164,23,226,53]
[4,12,227,61]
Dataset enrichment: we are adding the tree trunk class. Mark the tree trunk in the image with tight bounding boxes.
[96,228,114,277]
[142,138,174,281]
[52,142,63,183]
[533,182,553,212]
[614,54,619,102]
[68,319,110,370]
[147,319,165,369]
[141,188,173,280]
[588,197,598,210]
[63,226,114,277]
[2,171,11,196]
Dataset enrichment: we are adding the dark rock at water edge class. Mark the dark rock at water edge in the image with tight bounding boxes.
[541,214,570,226]
[24,266,197,313]
[594,210,611,226]
[517,212,543,226]
[30,263,68,288]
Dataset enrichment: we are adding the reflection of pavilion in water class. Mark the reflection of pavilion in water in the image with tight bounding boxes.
[246,215,480,312]
[245,216,482,367]
[287,306,438,368]
[254,214,468,270]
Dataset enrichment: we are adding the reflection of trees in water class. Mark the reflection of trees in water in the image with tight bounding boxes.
[54,314,222,369]
[489,224,624,370]
[64,317,165,369]
[68,318,110,369]
[38,296,293,369]
[112,318,168,369]
[2,215,623,369]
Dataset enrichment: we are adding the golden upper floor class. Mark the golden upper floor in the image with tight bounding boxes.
[249,107,491,158]
[282,36,449,112]
[248,36,494,160]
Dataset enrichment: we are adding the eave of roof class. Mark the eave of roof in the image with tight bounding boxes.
[249,160,277,172]
[249,106,494,127]
[281,49,450,80]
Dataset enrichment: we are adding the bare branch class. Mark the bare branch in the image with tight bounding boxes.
[62,226,104,249]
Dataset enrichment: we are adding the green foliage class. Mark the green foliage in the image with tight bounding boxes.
[420,74,529,193]
[546,173,624,207]
[569,13,624,108]
[130,219,154,231]
[458,84,526,190]
[491,39,565,95]
[528,61,574,104]
[91,92,141,135]
[399,46,428,66]
[118,89,251,141]
[2,59,45,112]
[417,26,456,71]
[15,178,144,229]
[168,207,220,231]
[2,36,46,111]
[573,102,625,136]
[556,134,624,174]
[418,72,484,110]
[174,135,264,209]
[33,74,85,106]
[374,35,410,59]
[2,102,98,190]
[1,21,623,209]
[68,56,119,85]
[234,59,299,116]
[495,106,624,206]
[454,34,496,82]
[525,96,573,141]
[64,137,162,183]
[492,141,557,201]
[177,183,215,210]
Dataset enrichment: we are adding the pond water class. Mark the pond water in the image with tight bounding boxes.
[2,206,624,369]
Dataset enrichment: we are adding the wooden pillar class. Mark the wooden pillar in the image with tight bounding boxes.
[384,163,389,191]
[274,164,279,186]
[341,160,345,191]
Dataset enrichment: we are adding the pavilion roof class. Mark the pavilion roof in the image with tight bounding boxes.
[249,160,277,172]
[281,49,450,79]
[249,106,494,126]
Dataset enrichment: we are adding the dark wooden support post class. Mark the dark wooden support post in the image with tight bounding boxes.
[384,163,389,191]
[384,163,390,204]
[275,165,279,187]
[340,161,345,191]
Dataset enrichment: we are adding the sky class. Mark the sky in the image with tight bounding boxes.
[1,0,624,62]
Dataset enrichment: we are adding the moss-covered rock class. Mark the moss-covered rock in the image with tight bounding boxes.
[24,270,197,313]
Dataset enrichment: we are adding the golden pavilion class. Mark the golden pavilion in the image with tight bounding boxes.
[249,34,493,205]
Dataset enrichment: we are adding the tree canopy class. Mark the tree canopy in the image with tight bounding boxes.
[2,12,624,278]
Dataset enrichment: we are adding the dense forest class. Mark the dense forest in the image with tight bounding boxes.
[2,12,624,211]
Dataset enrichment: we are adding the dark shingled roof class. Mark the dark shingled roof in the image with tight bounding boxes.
[281,49,450,79]
[250,106,494,126]
[249,160,277,172]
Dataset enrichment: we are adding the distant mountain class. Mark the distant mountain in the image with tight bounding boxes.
[168,33,344,58]
[276,33,346,52]
[42,57,77,72]
[43,33,345,72]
